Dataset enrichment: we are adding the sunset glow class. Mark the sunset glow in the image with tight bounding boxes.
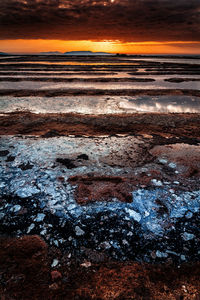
[1,40,200,55]
[0,0,199,54]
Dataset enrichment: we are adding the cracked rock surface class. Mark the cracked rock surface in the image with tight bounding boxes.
[0,134,199,263]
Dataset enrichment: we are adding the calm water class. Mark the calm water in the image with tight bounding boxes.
[0,95,200,114]
[1,80,200,90]
[0,61,138,66]
[0,56,200,113]
[126,57,200,65]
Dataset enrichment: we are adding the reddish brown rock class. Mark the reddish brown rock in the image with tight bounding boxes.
[51,271,62,281]
[68,174,154,204]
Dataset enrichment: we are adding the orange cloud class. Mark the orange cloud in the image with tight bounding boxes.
[1,39,200,54]
[0,0,200,43]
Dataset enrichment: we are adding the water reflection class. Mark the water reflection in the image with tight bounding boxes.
[0,61,138,66]
[119,96,200,113]
[0,80,200,90]
[126,57,200,65]
[0,95,199,114]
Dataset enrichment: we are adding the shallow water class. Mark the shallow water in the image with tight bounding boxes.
[1,73,200,80]
[126,57,200,65]
[1,95,200,114]
[0,61,138,66]
[1,56,200,113]
[0,72,132,79]
[1,80,200,90]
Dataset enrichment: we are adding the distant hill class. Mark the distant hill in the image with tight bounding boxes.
[0,52,9,55]
[64,51,113,56]
[40,51,63,55]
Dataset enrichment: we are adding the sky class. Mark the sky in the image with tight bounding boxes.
[0,0,200,54]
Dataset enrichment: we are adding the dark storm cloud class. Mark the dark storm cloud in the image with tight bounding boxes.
[0,0,200,42]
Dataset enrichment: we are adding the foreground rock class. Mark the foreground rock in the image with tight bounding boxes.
[0,135,199,264]
[0,235,200,300]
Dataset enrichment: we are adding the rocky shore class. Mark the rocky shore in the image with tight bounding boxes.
[0,55,199,299]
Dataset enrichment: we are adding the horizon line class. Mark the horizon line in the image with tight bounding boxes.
[1,51,200,56]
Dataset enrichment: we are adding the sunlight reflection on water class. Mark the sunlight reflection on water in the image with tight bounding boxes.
[0,95,200,114]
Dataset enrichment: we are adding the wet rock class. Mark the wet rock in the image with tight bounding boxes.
[0,136,200,263]
[56,158,76,169]
[0,150,9,157]
[6,155,15,162]
[77,154,89,160]
[18,162,33,170]
[42,130,61,138]
[16,186,40,198]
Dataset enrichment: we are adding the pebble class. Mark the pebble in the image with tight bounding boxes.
[67,204,77,211]
[11,205,21,213]
[156,250,168,258]
[185,211,193,219]
[75,226,85,236]
[182,232,195,241]
[168,162,176,169]
[151,179,163,186]
[159,158,168,164]
[34,213,45,222]
[122,239,129,245]
[127,231,133,236]
[81,261,92,268]
[53,240,59,247]
[125,208,141,222]
[51,259,59,268]
[166,250,178,256]
[174,181,180,185]
[100,241,111,249]
[51,270,62,281]
[27,223,35,233]
[49,283,59,290]
[182,285,188,293]
[40,229,47,235]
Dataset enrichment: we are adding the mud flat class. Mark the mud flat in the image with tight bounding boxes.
[0,55,200,299]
